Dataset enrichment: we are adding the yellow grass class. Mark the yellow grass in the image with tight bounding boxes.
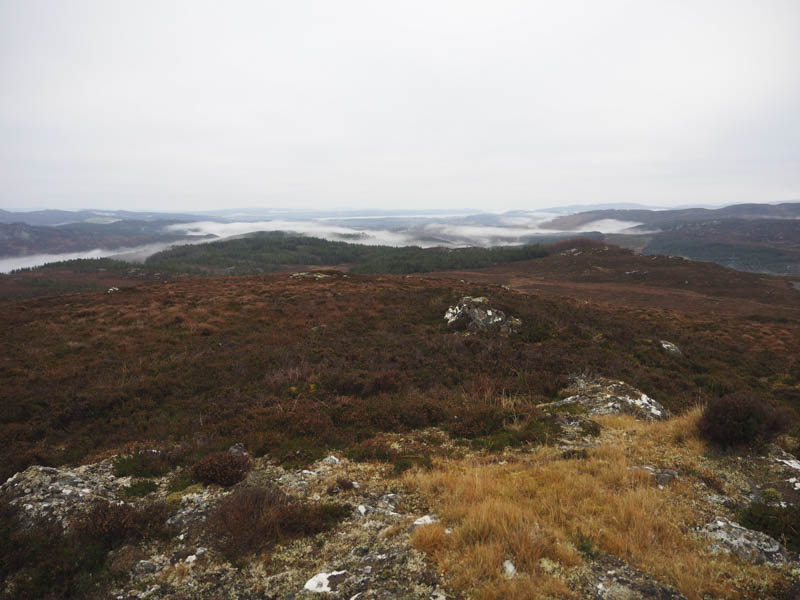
[408,408,783,599]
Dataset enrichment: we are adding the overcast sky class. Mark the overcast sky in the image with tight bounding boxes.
[1,0,798,212]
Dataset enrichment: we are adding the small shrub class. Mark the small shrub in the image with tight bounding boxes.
[470,418,562,451]
[392,454,432,476]
[575,531,598,559]
[761,488,782,505]
[336,476,354,491]
[698,393,795,447]
[561,448,588,460]
[346,438,394,462]
[446,403,506,438]
[0,497,173,600]
[113,450,171,478]
[122,479,158,497]
[72,499,172,547]
[738,502,800,552]
[326,477,354,495]
[167,469,194,492]
[691,467,726,495]
[580,420,602,438]
[192,451,251,487]
[73,501,140,548]
[205,485,349,559]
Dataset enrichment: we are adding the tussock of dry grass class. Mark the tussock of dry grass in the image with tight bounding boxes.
[409,409,783,599]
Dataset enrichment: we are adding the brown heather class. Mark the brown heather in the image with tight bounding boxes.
[1,271,798,480]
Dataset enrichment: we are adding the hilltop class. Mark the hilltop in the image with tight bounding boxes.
[2,245,800,598]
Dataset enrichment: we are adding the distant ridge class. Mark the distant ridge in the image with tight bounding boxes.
[540,202,800,230]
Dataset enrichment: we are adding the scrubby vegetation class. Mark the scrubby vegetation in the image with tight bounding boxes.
[0,498,172,599]
[191,452,251,487]
[2,251,800,598]
[698,393,795,448]
[739,502,800,553]
[113,450,174,478]
[122,479,158,497]
[1,272,799,481]
[205,484,350,560]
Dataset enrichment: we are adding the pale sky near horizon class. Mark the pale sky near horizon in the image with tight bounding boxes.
[1,0,798,212]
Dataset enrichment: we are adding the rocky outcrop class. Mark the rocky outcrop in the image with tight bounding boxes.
[701,517,795,565]
[444,296,521,335]
[1,454,446,599]
[1,463,124,528]
[544,375,668,421]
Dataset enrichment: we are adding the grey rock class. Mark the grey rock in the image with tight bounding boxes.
[701,516,794,565]
[227,443,248,455]
[545,375,668,421]
[655,469,679,487]
[134,560,158,575]
[444,296,522,335]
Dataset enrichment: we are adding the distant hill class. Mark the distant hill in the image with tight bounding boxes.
[0,208,212,226]
[0,220,208,256]
[540,202,800,230]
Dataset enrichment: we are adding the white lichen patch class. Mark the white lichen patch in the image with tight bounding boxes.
[303,570,348,593]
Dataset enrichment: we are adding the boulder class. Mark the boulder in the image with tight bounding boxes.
[701,517,794,565]
[544,375,668,421]
[444,296,521,335]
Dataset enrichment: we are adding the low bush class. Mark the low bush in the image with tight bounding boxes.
[446,403,506,438]
[73,500,172,548]
[0,497,172,599]
[346,438,433,476]
[167,469,194,492]
[205,485,350,560]
[192,451,251,487]
[326,477,355,495]
[391,454,433,476]
[122,479,158,497]
[738,502,800,552]
[346,439,394,462]
[113,450,172,478]
[698,393,795,447]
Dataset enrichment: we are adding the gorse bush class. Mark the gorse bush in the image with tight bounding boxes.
[192,451,251,486]
[698,393,795,447]
[205,484,350,559]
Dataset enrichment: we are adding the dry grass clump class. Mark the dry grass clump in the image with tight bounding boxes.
[410,523,450,558]
[408,409,782,600]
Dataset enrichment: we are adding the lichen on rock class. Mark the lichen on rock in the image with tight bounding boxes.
[444,296,521,335]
